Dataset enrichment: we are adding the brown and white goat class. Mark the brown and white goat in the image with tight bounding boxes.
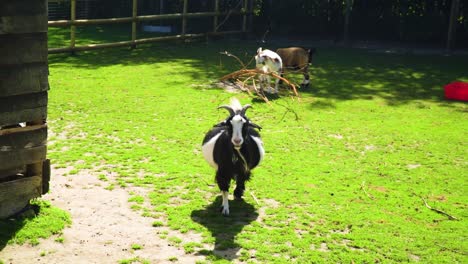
[276,47,315,87]
[255,47,283,94]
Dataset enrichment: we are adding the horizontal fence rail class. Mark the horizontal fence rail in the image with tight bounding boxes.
[48,0,253,54]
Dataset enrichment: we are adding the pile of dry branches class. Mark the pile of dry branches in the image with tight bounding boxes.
[218,51,298,103]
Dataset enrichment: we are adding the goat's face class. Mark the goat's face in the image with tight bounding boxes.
[230,114,247,149]
[218,100,261,150]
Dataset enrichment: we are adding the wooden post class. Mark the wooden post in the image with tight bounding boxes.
[213,0,219,32]
[446,0,460,52]
[182,0,188,36]
[131,0,138,49]
[242,0,248,32]
[0,0,49,218]
[70,0,76,54]
[343,0,352,46]
[248,0,254,33]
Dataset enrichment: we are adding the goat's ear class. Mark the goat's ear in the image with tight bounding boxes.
[214,120,228,127]
[257,47,262,54]
[249,122,262,131]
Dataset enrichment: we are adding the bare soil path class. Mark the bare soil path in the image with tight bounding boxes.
[0,169,204,264]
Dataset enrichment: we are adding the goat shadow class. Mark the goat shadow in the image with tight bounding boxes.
[191,196,258,261]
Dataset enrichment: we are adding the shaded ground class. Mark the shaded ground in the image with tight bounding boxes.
[0,168,204,264]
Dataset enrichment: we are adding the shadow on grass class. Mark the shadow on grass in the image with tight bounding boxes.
[47,27,468,107]
[0,204,40,251]
[191,196,258,261]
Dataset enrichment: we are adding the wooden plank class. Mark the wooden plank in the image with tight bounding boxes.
[0,145,46,171]
[0,123,47,136]
[0,0,47,17]
[0,63,49,97]
[0,107,47,128]
[0,33,47,64]
[47,11,251,27]
[42,159,50,194]
[0,15,47,34]
[0,175,42,219]
[0,166,26,180]
[0,126,47,151]
[0,92,48,112]
[48,30,243,54]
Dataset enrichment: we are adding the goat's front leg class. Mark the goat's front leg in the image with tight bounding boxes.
[301,67,310,87]
[216,169,230,216]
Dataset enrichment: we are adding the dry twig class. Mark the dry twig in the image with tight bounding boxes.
[419,196,459,221]
[220,68,298,96]
[249,191,260,205]
[360,181,375,200]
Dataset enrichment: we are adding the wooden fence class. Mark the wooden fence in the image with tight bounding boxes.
[0,0,50,219]
[48,0,254,54]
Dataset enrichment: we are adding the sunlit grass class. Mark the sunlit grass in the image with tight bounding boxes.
[42,34,468,263]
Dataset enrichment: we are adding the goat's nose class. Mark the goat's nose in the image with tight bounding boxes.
[233,138,242,145]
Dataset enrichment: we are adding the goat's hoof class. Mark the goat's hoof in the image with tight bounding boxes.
[220,206,230,216]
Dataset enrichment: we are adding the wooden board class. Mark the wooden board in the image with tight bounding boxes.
[0,166,26,181]
[0,63,49,97]
[0,175,42,219]
[0,0,47,34]
[0,33,47,65]
[0,92,48,126]
[0,126,47,150]
[0,0,47,17]
[0,15,47,34]
[42,159,50,194]
[0,145,46,171]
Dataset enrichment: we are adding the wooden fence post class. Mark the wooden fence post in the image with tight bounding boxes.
[70,0,76,54]
[248,0,254,33]
[446,0,460,52]
[182,0,188,36]
[131,0,138,49]
[242,0,248,32]
[213,0,219,32]
[343,0,352,46]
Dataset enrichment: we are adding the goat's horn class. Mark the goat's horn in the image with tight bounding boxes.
[218,105,235,116]
[241,104,252,115]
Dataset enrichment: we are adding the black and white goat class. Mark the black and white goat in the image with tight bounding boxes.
[276,47,316,87]
[202,98,264,216]
[255,47,283,94]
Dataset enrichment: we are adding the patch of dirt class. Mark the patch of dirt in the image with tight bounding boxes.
[0,168,204,264]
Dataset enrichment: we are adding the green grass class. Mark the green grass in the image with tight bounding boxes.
[0,201,71,249]
[42,28,468,263]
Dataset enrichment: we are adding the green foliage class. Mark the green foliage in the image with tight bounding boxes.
[0,201,71,247]
[46,39,467,263]
[118,257,150,264]
[131,243,143,250]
